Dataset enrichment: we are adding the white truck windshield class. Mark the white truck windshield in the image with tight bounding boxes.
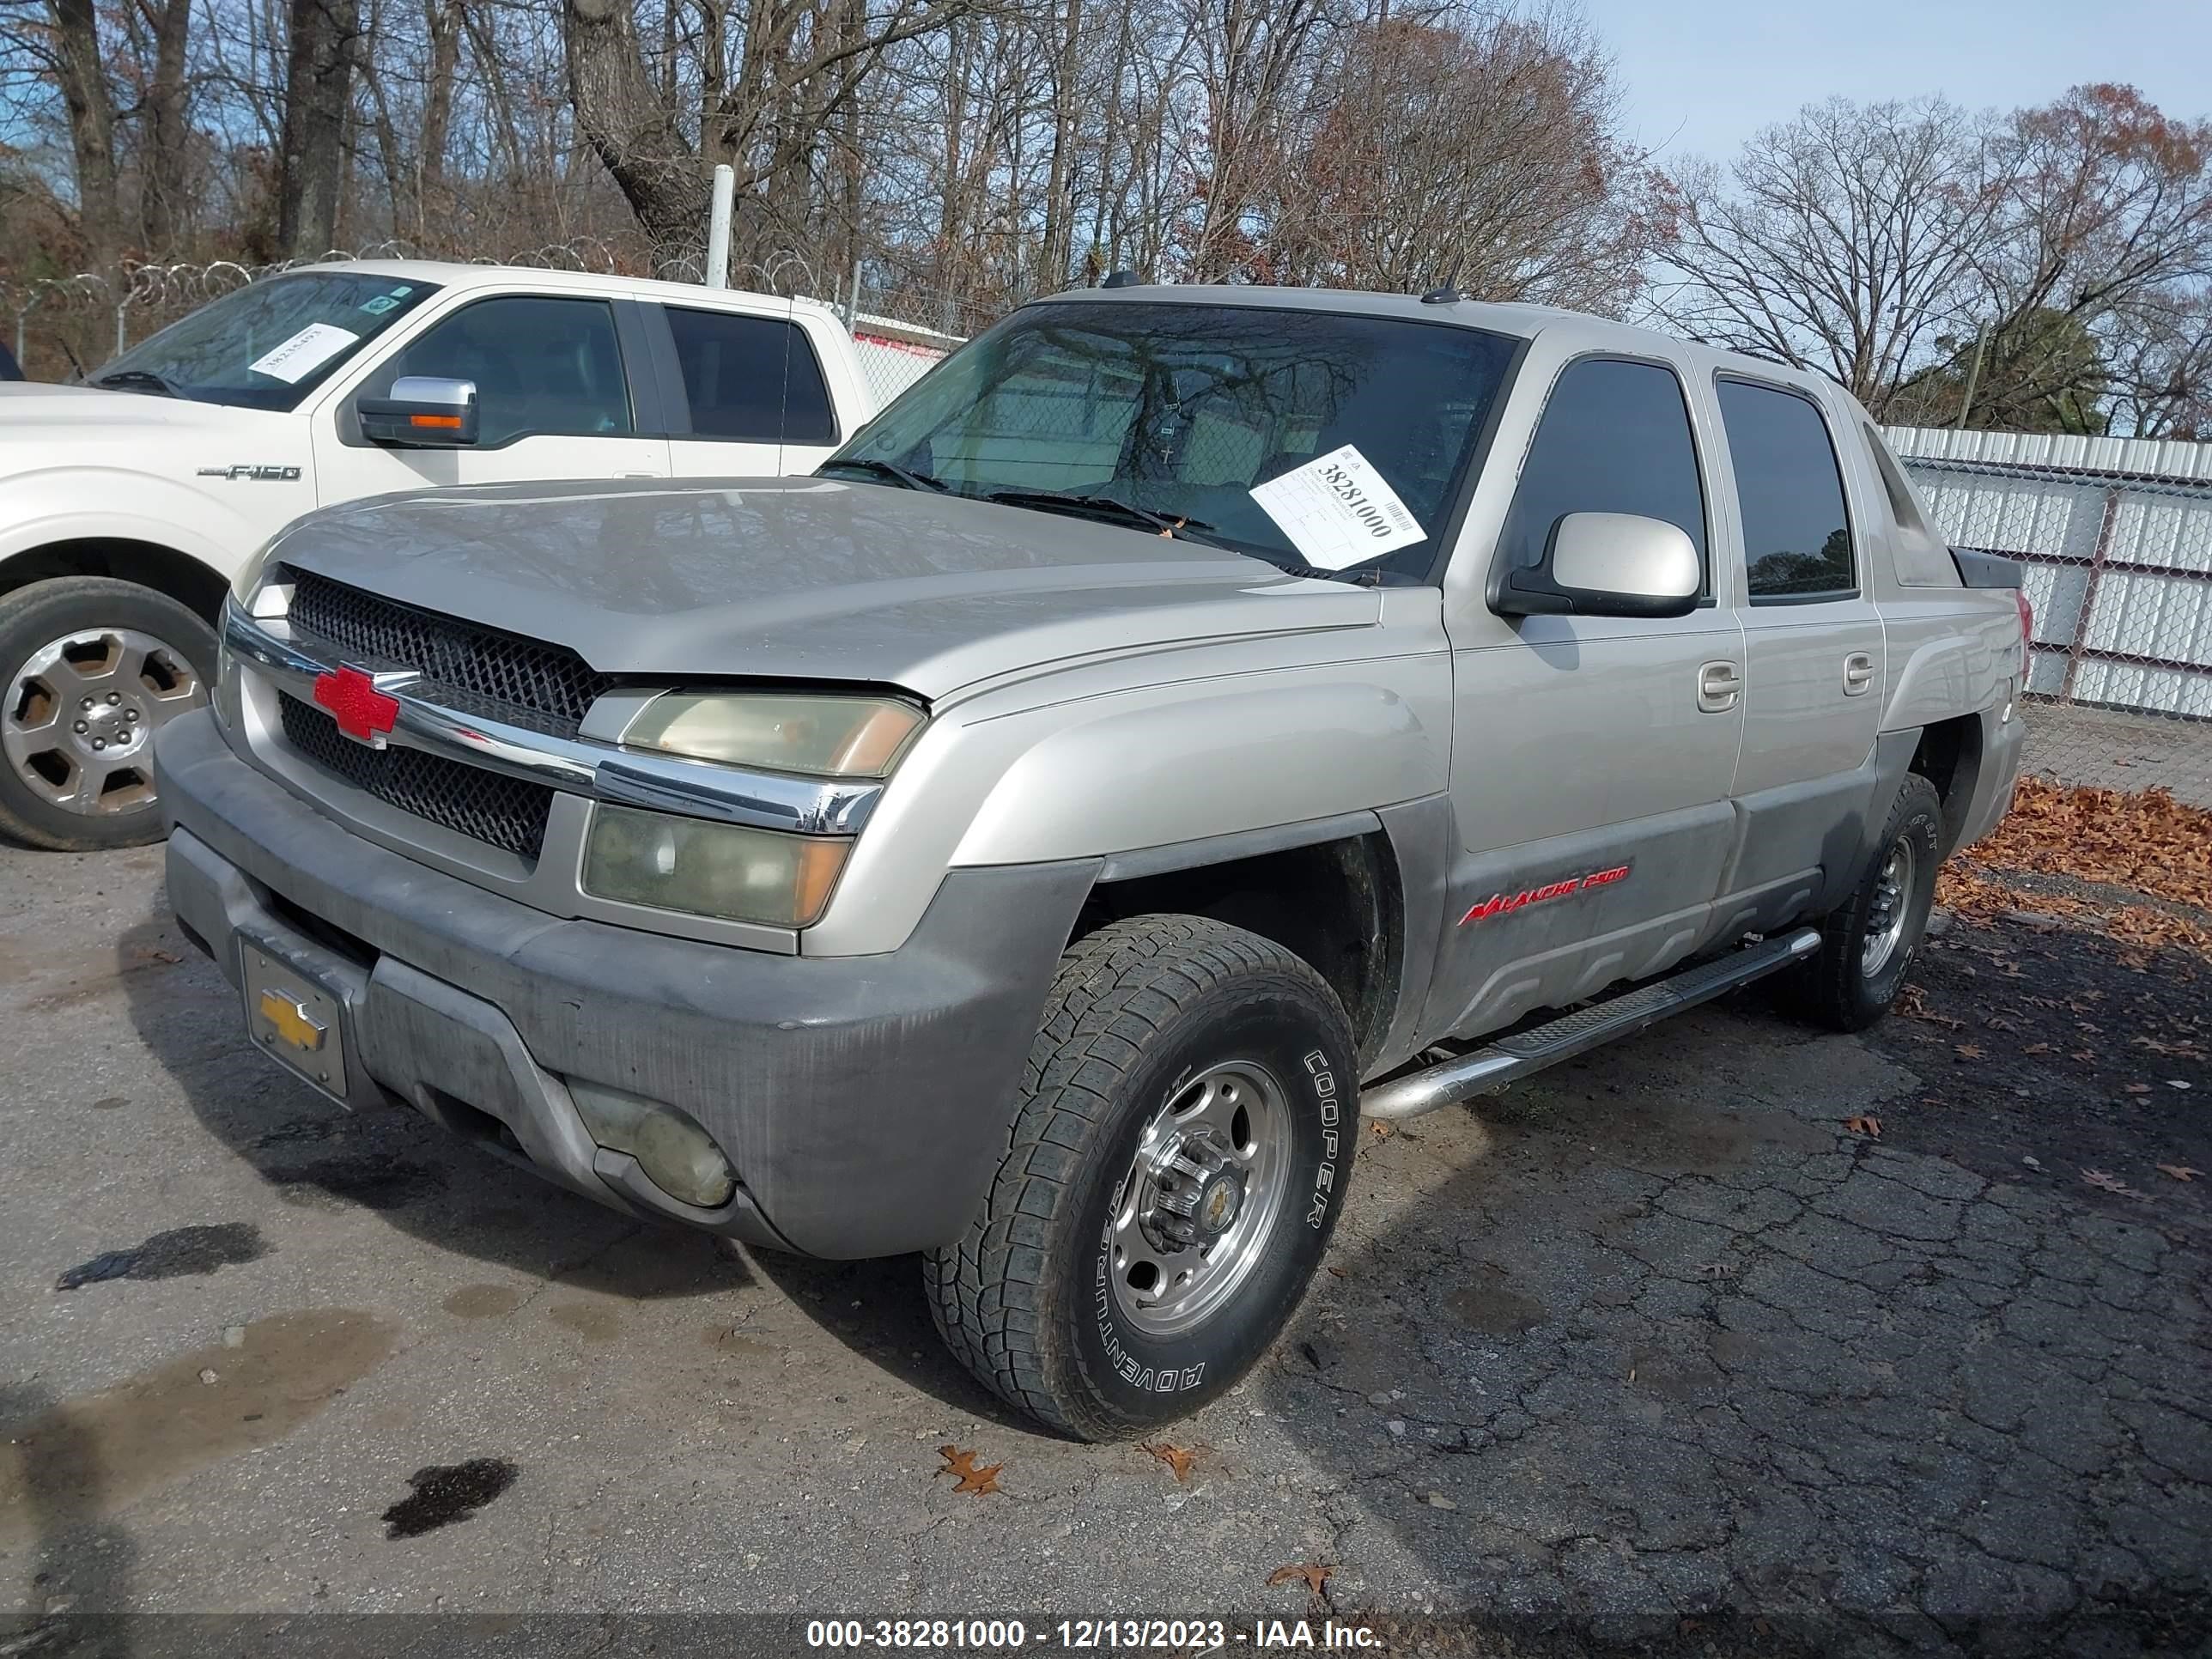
[94,272,441,411]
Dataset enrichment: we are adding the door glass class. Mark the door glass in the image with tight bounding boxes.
[1498,358,1708,585]
[360,295,632,447]
[1717,380,1855,601]
[665,308,839,444]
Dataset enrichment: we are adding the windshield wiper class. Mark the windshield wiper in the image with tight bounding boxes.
[818,457,948,493]
[95,367,182,398]
[984,488,1229,547]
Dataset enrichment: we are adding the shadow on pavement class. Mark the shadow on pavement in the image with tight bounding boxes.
[1261,980,2211,1656]
[116,905,744,1304]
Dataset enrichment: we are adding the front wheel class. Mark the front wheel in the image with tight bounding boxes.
[926,915,1357,1440]
[0,576,215,851]
[1784,772,1943,1032]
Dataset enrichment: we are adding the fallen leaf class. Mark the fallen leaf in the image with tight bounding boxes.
[1325,1265,1348,1279]
[2155,1165,2202,1182]
[1844,1115,1882,1138]
[2124,1083,2152,1095]
[935,1445,1004,1495]
[1369,1121,1393,1139]
[1141,1442,1198,1483]
[1954,1043,1984,1061]
[2024,1042,2051,1055]
[1268,1564,1330,1595]
[2081,1170,2150,1200]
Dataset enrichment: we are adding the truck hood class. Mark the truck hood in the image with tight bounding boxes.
[0,382,295,462]
[269,476,1381,698]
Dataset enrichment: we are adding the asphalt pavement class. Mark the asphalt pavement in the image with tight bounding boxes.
[1,841,2205,1657]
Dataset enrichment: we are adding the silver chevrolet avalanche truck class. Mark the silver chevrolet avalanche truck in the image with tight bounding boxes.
[155,286,2027,1437]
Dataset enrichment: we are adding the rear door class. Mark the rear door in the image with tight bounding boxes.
[1712,376,1886,928]
[1430,352,1746,1038]
[313,291,671,500]
[648,302,848,477]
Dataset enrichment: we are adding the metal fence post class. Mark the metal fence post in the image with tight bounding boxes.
[705,165,734,289]
[115,302,128,357]
[2060,487,2124,705]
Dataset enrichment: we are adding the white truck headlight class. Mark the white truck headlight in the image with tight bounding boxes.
[581,805,848,927]
[621,691,922,777]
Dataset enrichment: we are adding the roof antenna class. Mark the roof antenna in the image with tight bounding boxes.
[1420,282,1462,305]
[1102,270,1144,289]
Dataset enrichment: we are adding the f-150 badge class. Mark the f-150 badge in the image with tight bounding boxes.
[1461,863,1630,925]
[197,463,302,481]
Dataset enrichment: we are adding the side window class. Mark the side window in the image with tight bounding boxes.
[362,295,632,447]
[1499,357,1708,586]
[1716,380,1855,601]
[665,308,839,444]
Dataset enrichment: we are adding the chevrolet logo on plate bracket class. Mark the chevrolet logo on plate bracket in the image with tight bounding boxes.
[256,988,326,1052]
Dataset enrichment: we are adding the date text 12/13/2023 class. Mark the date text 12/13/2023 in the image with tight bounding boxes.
[804,1618,1383,1649]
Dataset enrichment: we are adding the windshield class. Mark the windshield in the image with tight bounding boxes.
[825,301,1519,580]
[94,272,441,410]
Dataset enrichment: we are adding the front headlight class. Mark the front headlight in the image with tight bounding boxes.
[621,690,923,777]
[582,804,848,927]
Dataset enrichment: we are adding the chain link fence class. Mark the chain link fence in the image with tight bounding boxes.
[1889,426,2212,807]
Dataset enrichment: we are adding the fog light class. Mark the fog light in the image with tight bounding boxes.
[568,1080,736,1210]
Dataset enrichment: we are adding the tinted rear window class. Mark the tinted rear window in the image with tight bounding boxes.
[665,308,839,444]
[1717,380,1856,601]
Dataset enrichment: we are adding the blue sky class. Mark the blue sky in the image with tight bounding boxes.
[1580,0,2212,163]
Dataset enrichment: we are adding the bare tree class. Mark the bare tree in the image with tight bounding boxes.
[563,0,983,276]
[1270,3,1662,310]
[46,0,123,270]
[1656,96,2008,414]
[276,0,361,255]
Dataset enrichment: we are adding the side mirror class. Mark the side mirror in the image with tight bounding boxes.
[1495,511,1700,619]
[358,376,479,447]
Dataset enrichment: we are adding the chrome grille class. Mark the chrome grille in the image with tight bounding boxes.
[283,568,615,732]
[278,694,553,860]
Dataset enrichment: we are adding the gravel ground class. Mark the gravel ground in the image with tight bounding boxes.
[1,842,2206,1658]
[2020,702,2212,808]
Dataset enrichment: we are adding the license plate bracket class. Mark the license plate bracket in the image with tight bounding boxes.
[241,944,349,1104]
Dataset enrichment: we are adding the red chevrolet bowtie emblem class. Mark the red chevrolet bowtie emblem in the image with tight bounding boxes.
[313,664,401,746]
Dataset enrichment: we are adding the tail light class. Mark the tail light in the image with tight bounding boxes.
[2014,588,2033,678]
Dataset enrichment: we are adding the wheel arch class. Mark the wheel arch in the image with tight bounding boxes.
[1,538,230,623]
[1073,821,1407,1072]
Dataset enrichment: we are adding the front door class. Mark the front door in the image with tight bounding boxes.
[313,292,670,502]
[1712,376,1885,931]
[1431,354,1745,1040]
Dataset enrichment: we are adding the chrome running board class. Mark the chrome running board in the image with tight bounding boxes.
[1360,927,1823,1121]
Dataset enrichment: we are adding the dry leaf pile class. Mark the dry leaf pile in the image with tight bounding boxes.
[1937,777,2212,957]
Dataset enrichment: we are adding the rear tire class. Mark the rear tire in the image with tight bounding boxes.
[0,577,215,851]
[1785,773,1943,1032]
[926,915,1357,1440]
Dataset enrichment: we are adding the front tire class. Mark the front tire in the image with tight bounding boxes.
[926,915,1358,1440]
[1785,772,1943,1032]
[0,577,215,851]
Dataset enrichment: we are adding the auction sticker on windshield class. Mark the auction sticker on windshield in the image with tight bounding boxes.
[247,322,360,384]
[1249,444,1424,570]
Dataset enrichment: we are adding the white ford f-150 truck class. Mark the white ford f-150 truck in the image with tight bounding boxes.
[0,260,874,849]
[155,284,2027,1437]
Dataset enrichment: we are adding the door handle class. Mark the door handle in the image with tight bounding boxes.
[1697,660,1741,714]
[1843,652,1875,696]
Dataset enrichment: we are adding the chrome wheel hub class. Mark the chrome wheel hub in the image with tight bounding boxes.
[1109,1061,1291,1338]
[3,628,204,817]
[1862,836,1917,977]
